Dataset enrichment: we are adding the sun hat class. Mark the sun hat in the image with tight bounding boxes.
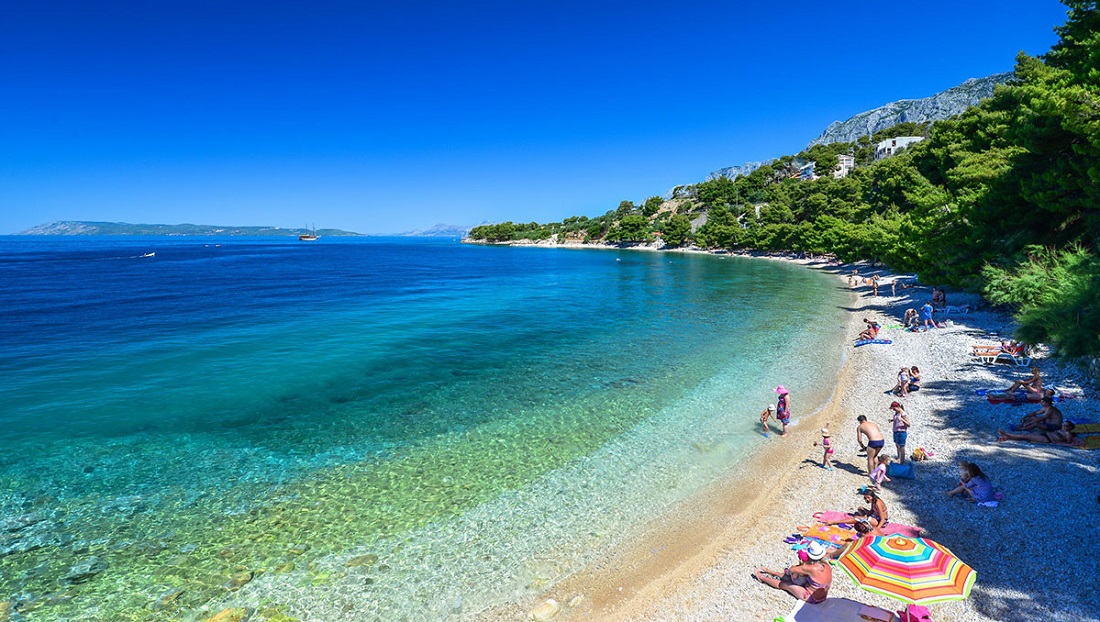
[805,541,827,561]
[774,385,789,395]
[890,401,903,409]
[820,428,831,437]
[766,404,775,411]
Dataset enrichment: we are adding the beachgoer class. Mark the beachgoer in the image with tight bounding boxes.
[961,463,996,503]
[890,401,911,464]
[893,367,911,397]
[827,519,884,559]
[857,488,889,527]
[908,366,921,392]
[932,287,946,310]
[871,278,879,296]
[903,308,918,328]
[760,404,775,437]
[944,460,974,498]
[870,454,892,490]
[858,318,881,341]
[856,415,885,475]
[816,427,834,470]
[753,541,832,603]
[1017,397,1063,431]
[891,279,897,296]
[998,421,1083,446]
[1006,366,1043,395]
[921,301,935,329]
[775,386,792,437]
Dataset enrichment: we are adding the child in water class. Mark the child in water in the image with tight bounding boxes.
[815,427,835,470]
[759,404,775,437]
[870,454,892,490]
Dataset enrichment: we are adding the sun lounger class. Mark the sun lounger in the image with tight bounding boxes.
[944,305,969,314]
[994,351,1031,366]
[783,597,900,622]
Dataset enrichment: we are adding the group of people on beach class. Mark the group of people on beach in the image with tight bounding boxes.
[753,278,1022,609]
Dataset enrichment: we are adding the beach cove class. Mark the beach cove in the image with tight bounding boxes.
[469,255,1100,622]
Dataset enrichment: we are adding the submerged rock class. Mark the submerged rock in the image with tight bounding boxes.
[64,556,107,584]
[203,608,252,622]
[223,571,253,590]
[343,553,378,567]
[153,588,184,609]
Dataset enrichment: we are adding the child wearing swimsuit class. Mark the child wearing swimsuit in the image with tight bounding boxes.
[819,428,834,470]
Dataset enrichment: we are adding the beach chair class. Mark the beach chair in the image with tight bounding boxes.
[994,343,1031,366]
[944,304,969,314]
[971,345,1003,364]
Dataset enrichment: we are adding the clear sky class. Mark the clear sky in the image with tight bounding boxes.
[0,1,1071,234]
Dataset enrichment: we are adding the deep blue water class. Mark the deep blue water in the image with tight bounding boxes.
[0,236,850,621]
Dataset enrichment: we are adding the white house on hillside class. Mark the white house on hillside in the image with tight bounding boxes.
[875,136,924,160]
[834,154,855,178]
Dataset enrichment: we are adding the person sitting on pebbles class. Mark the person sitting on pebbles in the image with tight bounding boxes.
[1016,397,1063,432]
[753,541,832,604]
[1006,366,1043,396]
[858,318,881,341]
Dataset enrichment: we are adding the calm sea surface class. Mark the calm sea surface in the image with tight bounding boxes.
[0,236,849,621]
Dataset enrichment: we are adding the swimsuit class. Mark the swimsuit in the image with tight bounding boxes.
[804,575,831,604]
[867,439,885,449]
[823,438,834,454]
[1042,422,1062,432]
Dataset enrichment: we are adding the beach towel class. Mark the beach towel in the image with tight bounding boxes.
[796,523,854,546]
[1083,436,1100,450]
[1073,422,1100,433]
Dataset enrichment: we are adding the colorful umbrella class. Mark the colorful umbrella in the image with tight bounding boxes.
[837,536,977,605]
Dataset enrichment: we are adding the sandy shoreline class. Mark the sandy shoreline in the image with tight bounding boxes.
[476,256,1100,622]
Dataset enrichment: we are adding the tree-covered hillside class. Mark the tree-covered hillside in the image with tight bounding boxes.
[470,1,1100,357]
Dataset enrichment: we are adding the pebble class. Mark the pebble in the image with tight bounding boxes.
[527,598,560,621]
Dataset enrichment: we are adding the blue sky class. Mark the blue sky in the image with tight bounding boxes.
[0,1,1071,234]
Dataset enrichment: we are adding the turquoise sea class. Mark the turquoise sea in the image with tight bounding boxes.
[0,236,850,621]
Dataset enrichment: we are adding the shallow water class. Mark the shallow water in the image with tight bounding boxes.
[0,237,848,620]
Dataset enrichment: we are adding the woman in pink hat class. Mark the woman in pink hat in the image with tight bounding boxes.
[775,385,791,437]
[890,401,911,464]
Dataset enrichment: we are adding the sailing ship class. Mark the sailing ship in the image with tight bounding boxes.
[298,224,319,241]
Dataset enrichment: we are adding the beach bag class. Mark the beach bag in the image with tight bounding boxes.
[887,463,915,479]
[897,604,932,622]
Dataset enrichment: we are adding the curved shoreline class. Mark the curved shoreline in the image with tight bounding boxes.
[476,256,1100,622]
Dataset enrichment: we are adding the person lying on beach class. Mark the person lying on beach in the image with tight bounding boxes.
[997,421,1083,447]
[903,308,919,328]
[944,460,973,498]
[858,318,881,341]
[753,541,832,604]
[826,519,884,560]
[1016,397,1063,431]
[892,367,911,397]
[856,415,885,475]
[1006,366,1043,395]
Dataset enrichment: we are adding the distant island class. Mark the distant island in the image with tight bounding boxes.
[16,221,366,237]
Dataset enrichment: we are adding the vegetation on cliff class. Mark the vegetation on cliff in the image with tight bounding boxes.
[469,1,1100,356]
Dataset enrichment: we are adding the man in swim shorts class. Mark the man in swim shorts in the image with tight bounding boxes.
[1017,397,1062,431]
[856,415,886,475]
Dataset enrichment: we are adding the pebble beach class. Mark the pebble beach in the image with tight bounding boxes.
[479,257,1100,622]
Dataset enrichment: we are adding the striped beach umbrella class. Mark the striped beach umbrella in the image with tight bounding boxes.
[837,536,977,605]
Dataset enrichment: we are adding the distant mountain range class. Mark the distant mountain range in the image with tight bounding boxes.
[16,221,364,237]
[392,223,474,237]
[807,73,1013,147]
[707,72,1013,181]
